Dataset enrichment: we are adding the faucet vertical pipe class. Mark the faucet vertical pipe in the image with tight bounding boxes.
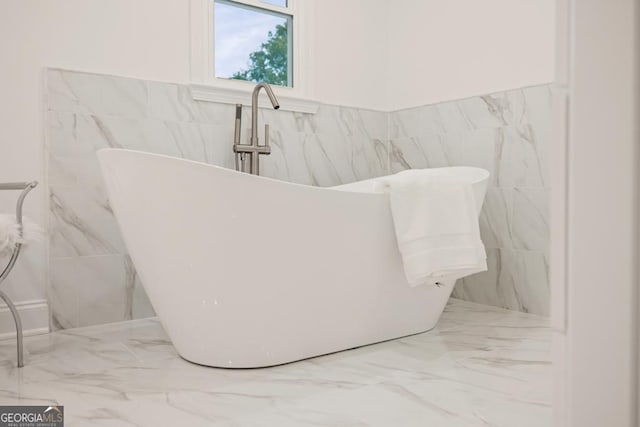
[250,83,280,175]
[233,104,242,172]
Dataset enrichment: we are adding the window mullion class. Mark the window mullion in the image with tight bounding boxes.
[221,0,289,15]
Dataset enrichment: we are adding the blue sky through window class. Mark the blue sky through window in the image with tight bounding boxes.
[215,1,289,79]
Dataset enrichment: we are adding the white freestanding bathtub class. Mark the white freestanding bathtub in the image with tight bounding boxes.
[98,149,489,368]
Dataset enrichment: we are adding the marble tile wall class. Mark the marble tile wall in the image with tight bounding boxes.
[45,69,551,330]
[45,69,388,329]
[389,85,552,315]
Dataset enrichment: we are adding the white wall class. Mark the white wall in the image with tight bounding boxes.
[310,0,389,111]
[387,0,556,110]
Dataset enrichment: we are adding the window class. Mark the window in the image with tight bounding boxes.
[189,0,317,112]
[214,0,293,87]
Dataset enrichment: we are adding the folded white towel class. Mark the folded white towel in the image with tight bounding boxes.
[0,214,45,256]
[377,169,487,286]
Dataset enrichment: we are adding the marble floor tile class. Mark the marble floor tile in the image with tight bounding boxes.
[0,299,551,426]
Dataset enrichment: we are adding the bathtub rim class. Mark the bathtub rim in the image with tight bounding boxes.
[97,148,490,195]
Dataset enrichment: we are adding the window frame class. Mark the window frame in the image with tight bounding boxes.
[213,0,293,87]
[189,0,318,113]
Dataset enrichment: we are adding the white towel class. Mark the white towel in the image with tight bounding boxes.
[377,169,487,286]
[0,214,44,256]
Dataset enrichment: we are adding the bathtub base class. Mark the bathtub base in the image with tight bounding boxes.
[179,325,440,369]
[166,278,456,369]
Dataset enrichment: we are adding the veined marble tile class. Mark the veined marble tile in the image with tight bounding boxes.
[459,127,498,183]
[479,188,513,249]
[163,121,213,164]
[147,81,202,123]
[456,249,549,316]
[508,250,550,316]
[50,255,140,330]
[48,155,102,192]
[132,280,156,321]
[348,136,388,181]
[48,264,78,331]
[512,188,549,253]
[260,105,316,134]
[236,382,492,427]
[47,69,147,118]
[0,299,551,426]
[389,137,428,173]
[260,130,313,185]
[418,131,466,168]
[389,106,427,138]
[427,298,516,330]
[496,124,547,188]
[454,249,520,312]
[48,111,196,161]
[147,81,238,126]
[391,127,501,175]
[202,124,236,169]
[195,99,237,126]
[395,377,550,427]
[528,117,552,188]
[456,86,550,132]
[86,115,183,158]
[475,88,527,128]
[456,94,511,130]
[209,102,312,139]
[303,133,387,186]
[389,131,465,173]
[47,112,123,158]
[433,100,476,134]
[49,186,124,258]
[308,105,388,139]
[0,244,47,304]
[302,134,353,187]
[61,319,171,364]
[392,103,471,137]
[0,331,135,385]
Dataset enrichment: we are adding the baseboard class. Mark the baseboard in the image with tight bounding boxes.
[0,299,49,340]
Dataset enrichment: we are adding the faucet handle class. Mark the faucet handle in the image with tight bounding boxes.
[264,124,272,154]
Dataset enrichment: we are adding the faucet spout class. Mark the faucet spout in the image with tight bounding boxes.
[253,82,280,111]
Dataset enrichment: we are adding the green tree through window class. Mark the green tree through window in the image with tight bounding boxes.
[231,22,289,86]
